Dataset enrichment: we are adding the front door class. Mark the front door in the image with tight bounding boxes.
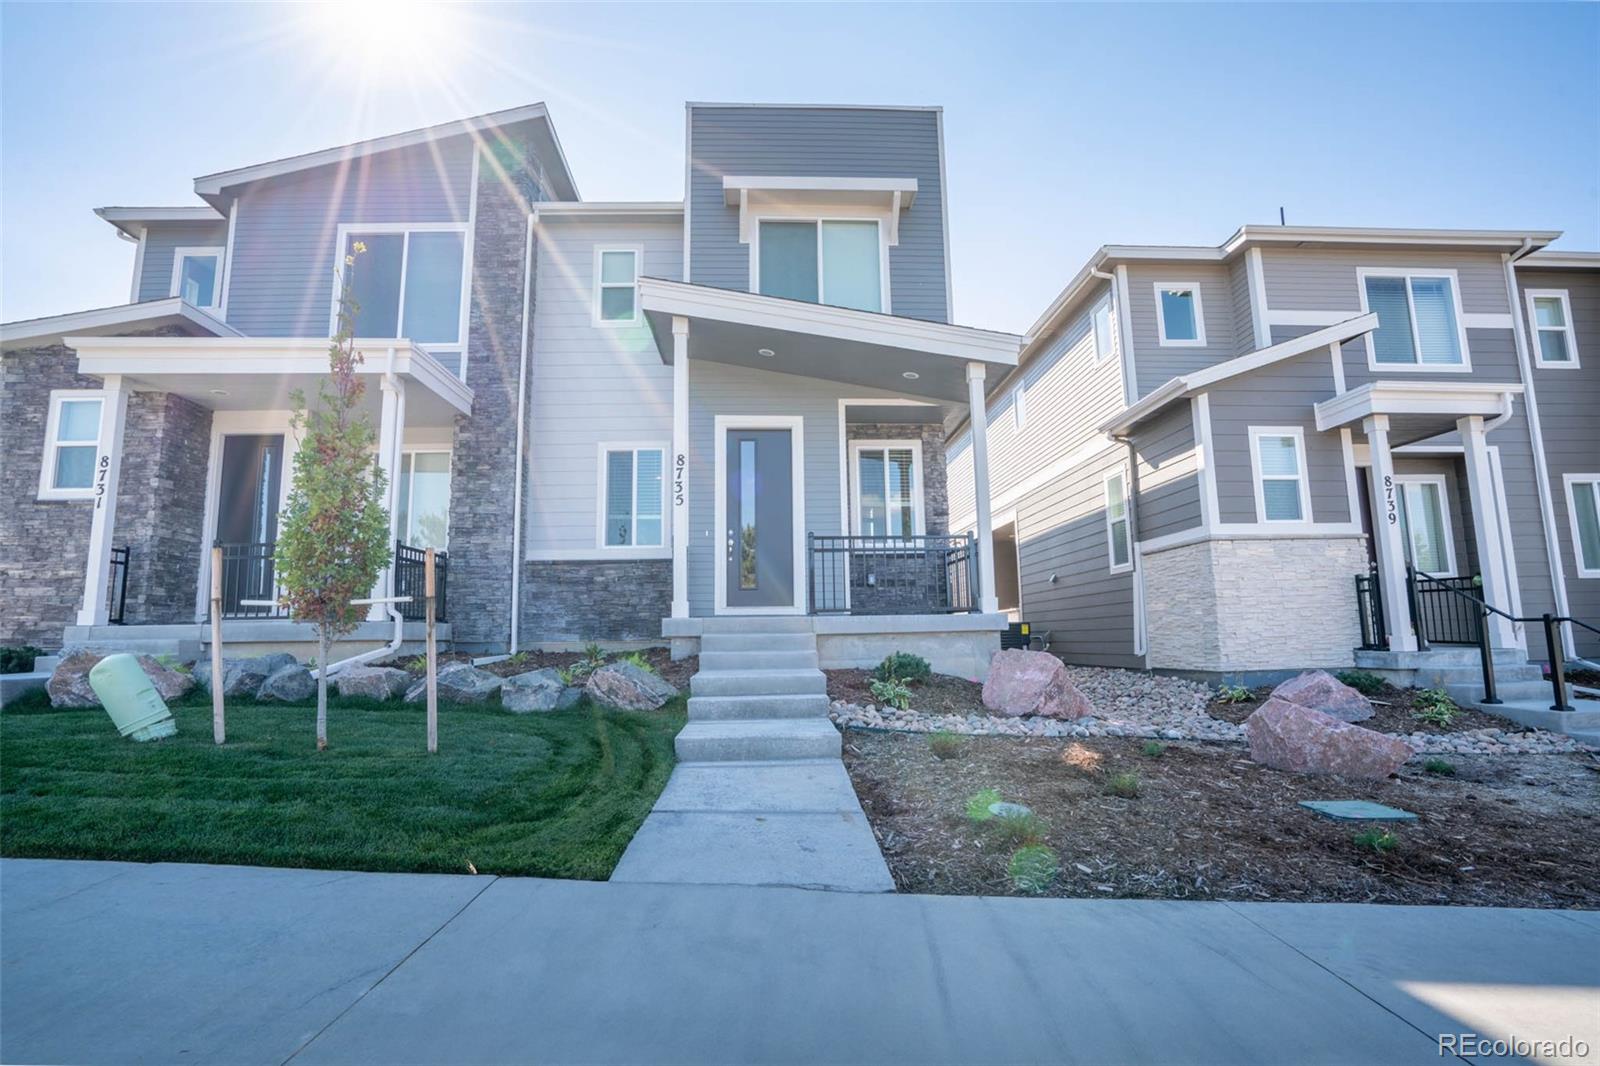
[724,428,794,609]
[216,434,284,614]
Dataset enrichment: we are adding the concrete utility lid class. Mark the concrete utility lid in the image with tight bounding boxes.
[989,802,1034,819]
[1299,800,1418,822]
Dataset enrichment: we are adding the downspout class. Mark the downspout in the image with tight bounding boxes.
[317,604,407,680]
[509,212,535,653]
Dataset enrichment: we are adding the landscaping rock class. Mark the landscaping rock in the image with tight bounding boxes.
[1270,670,1373,723]
[48,649,194,708]
[404,662,503,705]
[335,665,410,701]
[193,657,271,699]
[981,649,1094,719]
[989,801,1034,819]
[584,662,677,710]
[502,668,582,713]
[253,652,299,676]
[258,664,316,703]
[1244,697,1411,781]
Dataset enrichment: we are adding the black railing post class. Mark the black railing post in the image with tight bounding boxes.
[806,532,815,615]
[1544,613,1573,712]
[1405,564,1431,650]
[1476,601,1501,705]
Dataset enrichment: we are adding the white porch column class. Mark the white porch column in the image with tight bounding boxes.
[1362,414,1417,652]
[1458,415,1517,648]
[77,375,130,627]
[670,316,690,619]
[370,365,406,620]
[966,361,999,615]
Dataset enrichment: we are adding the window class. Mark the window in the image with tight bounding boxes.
[1249,427,1311,523]
[1104,469,1131,573]
[852,442,922,537]
[1527,289,1580,368]
[1360,270,1467,368]
[594,248,640,326]
[1564,475,1600,578]
[600,445,665,548]
[1092,296,1115,361]
[1153,283,1205,346]
[39,391,103,499]
[1394,476,1455,575]
[1011,386,1027,430]
[335,226,467,378]
[757,219,883,312]
[171,247,224,311]
[397,451,451,550]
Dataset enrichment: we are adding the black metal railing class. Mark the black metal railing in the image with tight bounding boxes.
[107,545,130,625]
[214,541,289,620]
[807,533,977,615]
[1407,570,1482,646]
[394,541,448,622]
[1354,566,1386,651]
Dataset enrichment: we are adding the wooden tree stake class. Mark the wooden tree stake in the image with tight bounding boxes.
[210,545,225,745]
[425,547,438,754]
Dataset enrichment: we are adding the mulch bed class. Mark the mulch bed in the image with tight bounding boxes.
[1206,682,1507,735]
[381,648,698,691]
[843,729,1600,907]
[827,669,986,716]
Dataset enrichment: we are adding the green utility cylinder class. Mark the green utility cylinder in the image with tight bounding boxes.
[88,654,177,741]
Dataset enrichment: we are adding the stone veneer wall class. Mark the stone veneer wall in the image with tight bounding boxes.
[115,392,212,625]
[521,560,672,644]
[845,422,949,534]
[1143,535,1367,674]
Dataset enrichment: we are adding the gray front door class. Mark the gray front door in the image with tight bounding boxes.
[725,428,794,609]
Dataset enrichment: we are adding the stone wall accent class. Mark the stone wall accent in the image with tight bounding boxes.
[845,421,948,534]
[1143,535,1367,673]
[520,560,671,644]
[115,392,212,624]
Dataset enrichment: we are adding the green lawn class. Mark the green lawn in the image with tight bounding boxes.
[0,692,683,879]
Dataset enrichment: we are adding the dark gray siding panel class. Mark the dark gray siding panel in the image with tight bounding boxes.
[136,221,230,304]
[687,106,948,323]
[1132,401,1202,541]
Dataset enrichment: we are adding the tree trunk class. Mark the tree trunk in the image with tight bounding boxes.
[316,630,329,751]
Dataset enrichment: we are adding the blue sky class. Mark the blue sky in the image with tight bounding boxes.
[3,2,1597,332]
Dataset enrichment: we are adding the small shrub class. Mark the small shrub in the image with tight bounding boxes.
[875,651,932,685]
[1422,757,1457,776]
[506,651,528,668]
[1352,828,1399,853]
[870,677,913,710]
[406,655,427,673]
[965,788,1003,822]
[557,666,579,686]
[1142,740,1166,758]
[1009,845,1060,894]
[1216,684,1253,704]
[1334,669,1386,696]
[621,651,656,674]
[989,810,1049,847]
[1412,688,1460,727]
[1104,772,1141,798]
[0,645,44,674]
[927,731,965,760]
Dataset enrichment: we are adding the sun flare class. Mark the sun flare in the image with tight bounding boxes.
[312,0,457,62]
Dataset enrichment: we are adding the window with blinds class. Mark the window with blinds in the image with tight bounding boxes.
[1362,273,1464,366]
[602,446,665,547]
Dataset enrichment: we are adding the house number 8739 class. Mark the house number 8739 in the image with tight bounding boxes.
[1383,474,1397,525]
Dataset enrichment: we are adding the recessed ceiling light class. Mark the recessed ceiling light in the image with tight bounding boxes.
[757,348,775,358]
[209,389,230,397]
[902,371,920,380]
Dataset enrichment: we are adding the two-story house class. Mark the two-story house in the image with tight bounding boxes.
[947,227,1599,684]
[1,102,1021,682]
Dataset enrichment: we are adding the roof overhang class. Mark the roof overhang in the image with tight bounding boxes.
[1314,381,1523,436]
[1098,312,1379,436]
[639,278,1021,403]
[722,175,918,245]
[532,201,683,224]
[1519,250,1600,270]
[2,298,241,351]
[1221,225,1561,256]
[95,206,225,241]
[63,337,472,424]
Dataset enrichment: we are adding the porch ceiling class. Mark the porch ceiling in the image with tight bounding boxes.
[62,337,472,425]
[639,278,1022,403]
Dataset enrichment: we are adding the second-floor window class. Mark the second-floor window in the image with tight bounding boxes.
[1527,290,1580,368]
[171,247,224,312]
[757,219,883,313]
[337,226,467,377]
[1154,283,1205,346]
[1360,271,1465,368]
[1092,295,1115,361]
[594,248,640,326]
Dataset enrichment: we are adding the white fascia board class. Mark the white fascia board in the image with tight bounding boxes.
[533,201,683,221]
[1313,381,1525,432]
[722,175,918,207]
[1222,225,1562,256]
[2,298,242,347]
[1100,244,1225,261]
[1520,250,1600,269]
[638,277,1021,365]
[95,206,225,239]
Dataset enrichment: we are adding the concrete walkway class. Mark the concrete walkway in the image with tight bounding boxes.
[4,858,1597,1065]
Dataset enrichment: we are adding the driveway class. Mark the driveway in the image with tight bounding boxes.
[2,858,1596,1065]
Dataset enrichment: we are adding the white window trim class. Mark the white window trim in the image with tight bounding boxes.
[37,389,106,501]
[596,441,669,554]
[749,215,892,315]
[1562,473,1600,579]
[169,246,226,311]
[1092,294,1116,362]
[1152,281,1206,347]
[1356,267,1473,373]
[1526,288,1581,369]
[848,439,925,537]
[592,246,642,328]
[1393,473,1457,576]
[1247,426,1314,525]
[397,447,452,550]
[1104,466,1132,574]
[329,222,471,380]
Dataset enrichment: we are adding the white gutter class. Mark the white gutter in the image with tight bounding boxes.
[318,602,407,679]
[509,213,535,652]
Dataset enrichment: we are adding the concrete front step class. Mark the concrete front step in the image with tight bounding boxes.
[675,718,842,762]
[1445,680,1553,705]
[688,693,831,721]
[1355,646,1532,670]
[697,616,815,635]
[690,669,827,698]
[1453,695,1600,743]
[698,650,819,672]
[699,632,817,653]
[1425,664,1546,685]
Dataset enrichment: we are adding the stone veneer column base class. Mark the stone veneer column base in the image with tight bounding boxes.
[519,559,672,647]
[1143,535,1367,674]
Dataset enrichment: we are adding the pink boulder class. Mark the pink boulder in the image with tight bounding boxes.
[981,649,1094,720]
[1245,697,1410,781]
[1270,669,1374,723]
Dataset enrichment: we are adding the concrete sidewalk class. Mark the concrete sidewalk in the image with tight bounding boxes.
[2,858,1596,1065]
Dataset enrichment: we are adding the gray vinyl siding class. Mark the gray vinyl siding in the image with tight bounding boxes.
[224,137,476,336]
[1013,443,1141,669]
[1204,352,1352,525]
[136,221,229,304]
[1518,268,1600,655]
[524,220,683,554]
[1131,401,1202,541]
[686,106,949,323]
[1229,256,1255,357]
[1125,262,1240,397]
[1259,248,1511,315]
